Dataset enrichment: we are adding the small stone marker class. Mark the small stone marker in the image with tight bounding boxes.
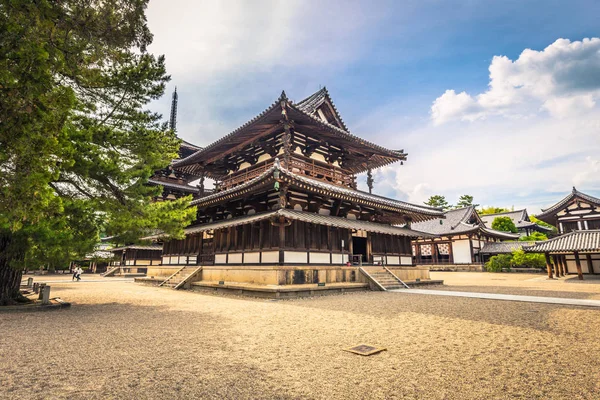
[344,344,387,356]
[33,283,39,294]
[27,277,33,288]
[41,285,51,305]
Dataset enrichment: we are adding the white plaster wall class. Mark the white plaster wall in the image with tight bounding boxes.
[332,253,348,264]
[310,253,330,264]
[228,253,242,264]
[452,239,472,264]
[386,256,400,265]
[284,251,308,263]
[162,256,170,265]
[261,251,279,263]
[400,256,412,265]
[215,254,227,264]
[244,252,260,263]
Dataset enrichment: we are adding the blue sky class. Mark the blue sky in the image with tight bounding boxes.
[146,0,600,213]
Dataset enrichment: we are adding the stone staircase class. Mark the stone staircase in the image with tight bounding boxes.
[159,266,202,289]
[365,268,409,290]
[102,266,120,277]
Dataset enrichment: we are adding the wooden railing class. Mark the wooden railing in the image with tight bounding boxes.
[218,157,354,191]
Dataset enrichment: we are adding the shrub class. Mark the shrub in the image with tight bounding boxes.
[485,254,512,272]
[511,249,546,269]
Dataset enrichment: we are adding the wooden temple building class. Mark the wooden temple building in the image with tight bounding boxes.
[479,209,553,237]
[140,88,446,295]
[411,206,519,271]
[525,188,600,279]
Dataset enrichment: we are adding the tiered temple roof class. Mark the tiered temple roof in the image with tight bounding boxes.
[173,89,407,178]
[189,159,442,224]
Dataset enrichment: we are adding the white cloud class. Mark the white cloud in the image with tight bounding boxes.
[431,38,600,124]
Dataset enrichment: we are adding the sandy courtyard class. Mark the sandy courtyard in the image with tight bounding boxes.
[1,273,600,400]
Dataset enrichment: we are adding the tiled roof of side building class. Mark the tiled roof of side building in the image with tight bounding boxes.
[536,187,600,221]
[143,209,436,240]
[190,159,445,222]
[110,244,163,252]
[480,241,537,255]
[523,230,600,253]
[480,210,531,228]
[412,206,520,239]
[148,179,200,193]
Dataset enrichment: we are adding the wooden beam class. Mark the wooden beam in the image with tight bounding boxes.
[544,253,554,279]
[574,251,584,280]
[203,123,283,165]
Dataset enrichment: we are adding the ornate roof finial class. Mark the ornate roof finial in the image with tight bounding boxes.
[169,87,178,131]
[572,186,577,193]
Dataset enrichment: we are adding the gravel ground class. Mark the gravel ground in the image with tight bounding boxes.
[1,273,600,400]
[429,272,600,300]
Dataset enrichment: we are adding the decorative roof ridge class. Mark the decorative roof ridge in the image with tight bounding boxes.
[287,101,407,159]
[479,209,526,217]
[295,87,350,132]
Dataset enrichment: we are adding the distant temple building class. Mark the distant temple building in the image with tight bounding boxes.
[141,88,446,295]
[525,188,600,279]
[479,209,553,237]
[147,88,205,201]
[411,206,519,271]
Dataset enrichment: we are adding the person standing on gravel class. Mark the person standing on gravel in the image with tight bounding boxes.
[72,264,79,281]
[76,266,83,282]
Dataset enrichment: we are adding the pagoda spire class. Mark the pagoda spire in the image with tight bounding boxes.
[169,87,178,131]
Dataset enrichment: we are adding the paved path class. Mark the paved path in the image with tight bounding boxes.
[390,288,600,308]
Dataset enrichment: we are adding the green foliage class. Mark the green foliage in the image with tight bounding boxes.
[485,254,512,272]
[529,215,557,233]
[455,195,479,209]
[0,0,196,300]
[479,206,511,215]
[510,249,546,269]
[519,231,548,241]
[491,217,518,233]
[424,195,452,210]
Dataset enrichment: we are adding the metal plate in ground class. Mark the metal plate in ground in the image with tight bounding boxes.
[344,344,386,356]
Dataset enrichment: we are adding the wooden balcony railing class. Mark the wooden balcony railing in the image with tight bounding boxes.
[217,157,354,191]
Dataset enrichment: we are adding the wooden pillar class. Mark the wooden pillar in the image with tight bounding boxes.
[557,255,565,276]
[366,233,372,264]
[562,255,568,275]
[574,251,584,280]
[544,252,554,279]
[552,255,560,277]
[586,254,595,274]
[278,217,285,266]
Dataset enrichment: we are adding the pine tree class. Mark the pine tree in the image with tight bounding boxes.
[0,1,196,304]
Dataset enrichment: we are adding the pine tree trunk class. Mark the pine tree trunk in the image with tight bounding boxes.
[0,232,24,305]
